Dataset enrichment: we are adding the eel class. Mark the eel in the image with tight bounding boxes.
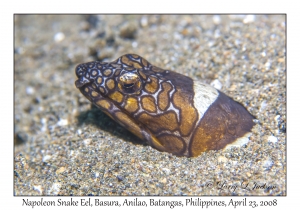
[75,54,255,157]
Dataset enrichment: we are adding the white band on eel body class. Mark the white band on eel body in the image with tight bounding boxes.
[193,81,219,120]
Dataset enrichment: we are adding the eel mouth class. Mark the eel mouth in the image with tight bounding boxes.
[75,76,93,88]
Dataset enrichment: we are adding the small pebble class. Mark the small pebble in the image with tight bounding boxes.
[162,168,170,175]
[33,185,43,194]
[42,155,52,162]
[54,32,65,42]
[140,16,148,27]
[274,115,281,122]
[210,79,222,90]
[243,15,255,24]
[260,100,268,112]
[49,183,61,195]
[132,41,138,48]
[83,138,92,145]
[267,136,278,143]
[57,119,68,126]
[15,132,28,145]
[213,15,221,24]
[217,156,228,163]
[263,158,274,169]
[26,86,35,95]
[265,61,271,70]
[161,178,167,184]
[117,175,123,182]
[56,167,66,174]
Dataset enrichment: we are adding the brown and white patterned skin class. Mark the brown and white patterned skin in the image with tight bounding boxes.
[75,54,255,157]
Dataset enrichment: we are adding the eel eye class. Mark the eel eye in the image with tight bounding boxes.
[118,72,142,94]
